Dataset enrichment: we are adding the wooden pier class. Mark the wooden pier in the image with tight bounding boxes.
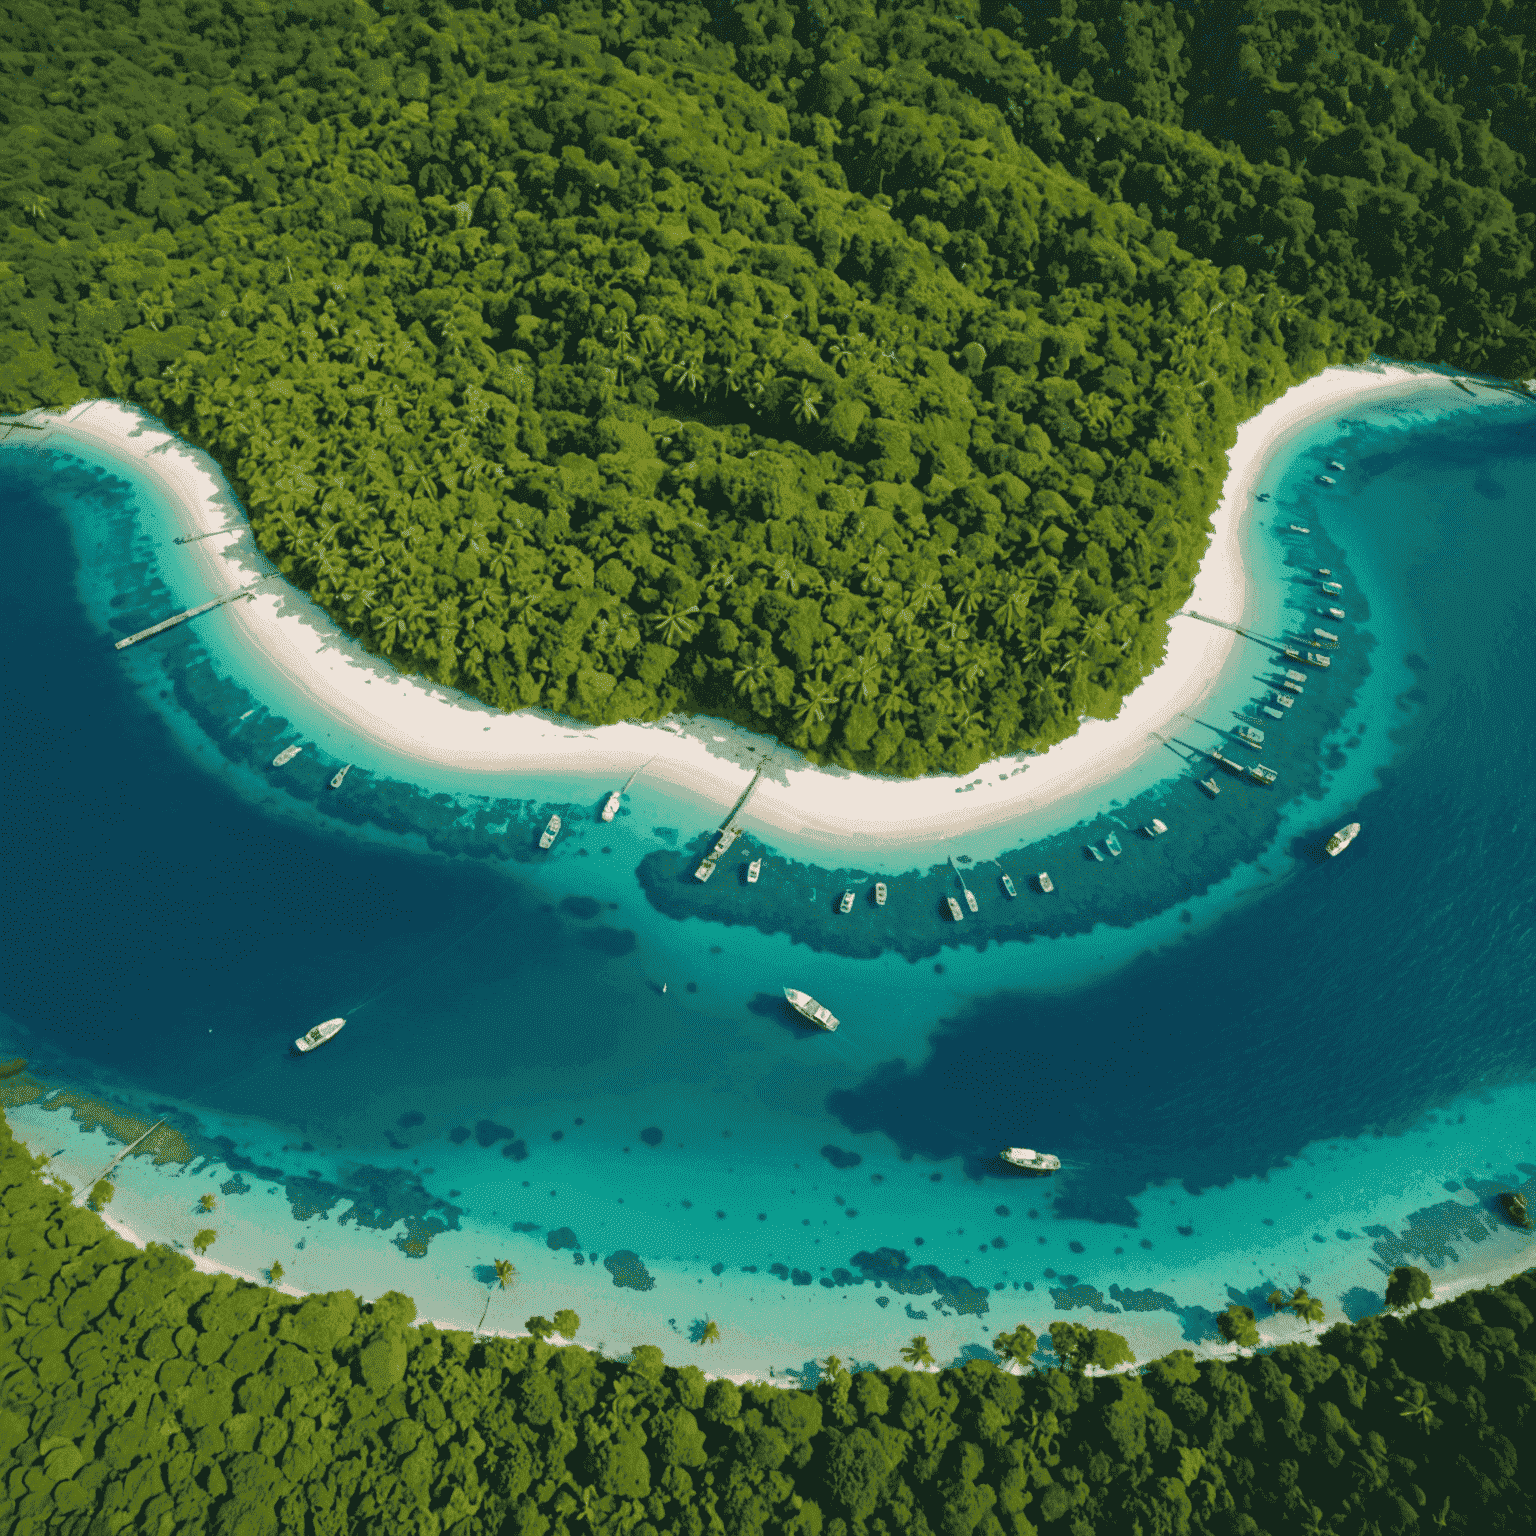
[174,526,242,546]
[114,582,262,650]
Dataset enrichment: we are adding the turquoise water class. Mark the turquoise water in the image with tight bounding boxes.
[3,372,1534,1374]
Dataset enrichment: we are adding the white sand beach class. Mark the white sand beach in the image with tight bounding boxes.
[23,362,1471,853]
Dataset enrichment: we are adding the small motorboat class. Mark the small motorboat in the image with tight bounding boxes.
[1324,822,1361,857]
[1104,832,1122,857]
[295,1017,345,1053]
[1037,871,1054,893]
[1262,705,1285,720]
[1289,524,1311,533]
[1199,777,1221,797]
[1327,460,1345,472]
[747,858,761,884]
[538,814,561,849]
[694,860,716,882]
[600,791,622,822]
[1086,845,1104,863]
[1316,474,1336,486]
[784,988,838,1031]
[1000,873,1017,898]
[1001,1147,1060,1173]
[272,744,302,767]
[329,763,352,790]
[945,896,964,920]
[1322,606,1346,620]
[1142,818,1167,837]
[873,881,886,906]
[838,890,855,914]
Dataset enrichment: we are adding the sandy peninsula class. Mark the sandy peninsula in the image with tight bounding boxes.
[23,362,1472,854]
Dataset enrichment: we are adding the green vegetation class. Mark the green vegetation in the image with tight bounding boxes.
[87,1178,115,1212]
[1268,1284,1327,1324]
[192,1228,217,1256]
[268,1260,285,1287]
[1387,1263,1435,1311]
[199,1192,217,1212]
[1,1114,1533,1534]
[4,0,1532,773]
[1215,1303,1261,1350]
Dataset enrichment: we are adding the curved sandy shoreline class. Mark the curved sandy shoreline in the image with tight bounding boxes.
[17,363,1470,853]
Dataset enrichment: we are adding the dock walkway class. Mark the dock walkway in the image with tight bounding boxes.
[114,582,263,650]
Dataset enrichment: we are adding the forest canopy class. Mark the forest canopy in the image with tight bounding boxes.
[2,1110,1533,1534]
[2,0,1532,772]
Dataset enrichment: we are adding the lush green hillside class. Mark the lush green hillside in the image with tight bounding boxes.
[2,0,1532,773]
[2,1112,1533,1535]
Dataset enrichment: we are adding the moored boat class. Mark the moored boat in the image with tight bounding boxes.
[1037,871,1054,893]
[1324,821,1361,857]
[1289,524,1311,533]
[1236,724,1265,748]
[1212,749,1247,777]
[838,890,855,914]
[784,988,839,1031]
[963,887,978,913]
[1271,692,1294,708]
[600,791,622,822]
[747,858,762,884]
[1142,818,1167,837]
[1327,460,1345,472]
[1000,873,1017,898]
[1087,844,1104,862]
[1322,606,1346,620]
[272,744,302,767]
[1313,628,1339,644]
[1104,832,1122,857]
[945,895,964,920]
[295,1017,345,1053]
[1318,567,1332,576]
[1500,1191,1533,1229]
[329,763,352,789]
[1249,763,1278,785]
[1316,474,1335,485]
[1284,647,1331,668]
[1200,777,1221,797]
[1285,668,1307,683]
[874,881,887,905]
[1263,705,1285,720]
[538,814,561,849]
[1321,581,1343,596]
[1001,1147,1061,1173]
[695,859,716,882]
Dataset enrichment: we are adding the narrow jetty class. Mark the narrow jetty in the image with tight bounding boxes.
[75,1119,167,1204]
[114,583,261,650]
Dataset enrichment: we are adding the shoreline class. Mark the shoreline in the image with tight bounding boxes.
[22,363,1468,853]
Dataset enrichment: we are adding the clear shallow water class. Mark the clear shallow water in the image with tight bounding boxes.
[3,376,1534,1376]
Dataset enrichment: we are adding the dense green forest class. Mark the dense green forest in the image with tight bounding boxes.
[3,0,1533,773]
[2,1114,1533,1534]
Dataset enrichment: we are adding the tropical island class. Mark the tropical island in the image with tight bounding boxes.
[4,0,1533,780]
[2,1113,1533,1534]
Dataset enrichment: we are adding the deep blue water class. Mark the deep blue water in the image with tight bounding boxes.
[2,378,1534,1369]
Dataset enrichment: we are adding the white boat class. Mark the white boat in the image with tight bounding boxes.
[329,763,352,790]
[1327,460,1345,472]
[538,814,561,849]
[1321,581,1343,596]
[838,890,855,914]
[1317,567,1332,576]
[784,988,838,1031]
[1313,628,1339,645]
[1236,725,1265,748]
[1317,474,1336,486]
[1323,607,1346,620]
[747,859,762,884]
[272,744,302,767]
[695,859,716,882]
[295,1017,345,1053]
[1142,818,1167,837]
[945,895,964,920]
[1000,873,1017,898]
[1289,524,1310,533]
[1271,692,1294,709]
[1037,871,1054,893]
[1249,763,1278,785]
[1087,845,1104,862]
[1285,669,1307,683]
[1325,821,1361,857]
[711,827,739,859]
[963,887,978,913]
[600,791,622,822]
[1104,832,1122,857]
[1262,705,1285,720]
[1001,1147,1060,1173]
[1199,777,1221,797]
[874,881,887,905]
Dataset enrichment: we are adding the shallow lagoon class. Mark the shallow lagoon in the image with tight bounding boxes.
[3,373,1534,1376]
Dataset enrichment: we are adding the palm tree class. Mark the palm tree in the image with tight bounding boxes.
[479,1258,518,1329]
[792,383,823,425]
[900,1336,936,1369]
[1394,1388,1434,1433]
[649,603,700,646]
[198,1193,216,1212]
[192,1230,217,1256]
[268,1261,285,1286]
[733,658,772,695]
[793,675,838,726]
[699,1318,721,1345]
[852,651,882,702]
[910,574,943,613]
